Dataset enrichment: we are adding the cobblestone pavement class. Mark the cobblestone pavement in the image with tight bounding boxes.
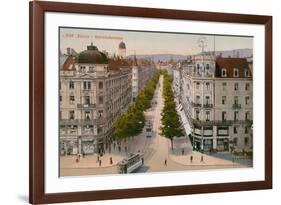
[60,75,245,176]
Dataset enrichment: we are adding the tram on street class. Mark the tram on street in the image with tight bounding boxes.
[117,153,144,174]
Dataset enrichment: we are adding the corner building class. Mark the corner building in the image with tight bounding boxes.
[59,43,132,155]
[180,54,253,152]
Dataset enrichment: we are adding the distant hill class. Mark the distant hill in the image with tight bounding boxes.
[127,48,252,62]
[127,54,188,62]
[203,48,253,58]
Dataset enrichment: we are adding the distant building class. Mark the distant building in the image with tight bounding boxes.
[179,54,253,152]
[59,43,132,155]
[131,56,156,101]
[118,41,126,59]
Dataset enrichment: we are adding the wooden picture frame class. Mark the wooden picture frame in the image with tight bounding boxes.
[29,1,272,204]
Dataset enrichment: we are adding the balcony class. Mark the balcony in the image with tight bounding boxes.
[232,104,241,109]
[191,102,201,108]
[190,119,252,127]
[203,103,213,108]
[77,103,96,108]
[60,119,96,126]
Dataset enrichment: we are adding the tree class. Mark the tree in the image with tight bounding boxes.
[113,70,161,144]
[160,71,184,151]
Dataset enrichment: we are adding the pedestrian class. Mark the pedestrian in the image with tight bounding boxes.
[97,156,99,163]
[76,157,79,163]
[200,155,204,163]
[99,160,102,167]
[190,155,193,163]
[182,148,184,155]
[164,159,167,166]
[141,158,144,165]
[110,157,113,165]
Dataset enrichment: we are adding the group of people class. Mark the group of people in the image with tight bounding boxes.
[163,155,205,166]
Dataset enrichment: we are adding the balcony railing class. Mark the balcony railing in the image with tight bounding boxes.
[190,119,252,126]
[60,119,96,125]
[203,103,213,108]
[191,102,201,107]
[77,103,96,108]
[232,104,241,109]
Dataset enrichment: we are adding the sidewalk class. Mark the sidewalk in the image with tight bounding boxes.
[168,136,242,167]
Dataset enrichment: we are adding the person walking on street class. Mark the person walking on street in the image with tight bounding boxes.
[182,148,184,155]
[99,160,102,167]
[164,159,167,166]
[190,155,193,163]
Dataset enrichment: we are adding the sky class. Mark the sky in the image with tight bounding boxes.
[60,27,253,56]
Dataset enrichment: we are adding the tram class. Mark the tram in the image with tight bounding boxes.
[117,153,144,174]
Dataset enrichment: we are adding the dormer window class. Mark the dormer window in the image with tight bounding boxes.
[221,68,227,77]
[245,69,250,77]
[233,68,239,77]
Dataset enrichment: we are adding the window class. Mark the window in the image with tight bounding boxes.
[233,126,238,134]
[85,111,91,120]
[69,81,74,89]
[206,64,210,70]
[233,137,238,146]
[245,96,250,105]
[244,137,249,146]
[89,66,94,72]
[69,95,75,104]
[84,96,90,104]
[245,127,249,134]
[234,83,239,91]
[196,64,200,73]
[222,111,226,121]
[59,81,61,90]
[222,96,226,105]
[245,112,250,121]
[245,83,250,91]
[196,82,200,89]
[196,95,200,104]
[234,96,239,105]
[233,68,239,77]
[83,81,91,90]
[98,110,104,118]
[205,96,210,105]
[234,111,239,121]
[222,82,227,91]
[98,96,104,104]
[221,69,227,77]
[60,96,62,102]
[206,82,210,90]
[245,70,250,77]
[69,111,75,120]
[206,111,210,121]
[195,110,200,120]
[99,81,103,89]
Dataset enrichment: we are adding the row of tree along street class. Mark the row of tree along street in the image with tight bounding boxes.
[113,70,161,151]
[161,71,184,151]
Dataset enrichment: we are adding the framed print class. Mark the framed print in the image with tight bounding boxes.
[29,1,272,204]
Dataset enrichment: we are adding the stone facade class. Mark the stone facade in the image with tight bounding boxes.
[59,43,132,155]
[179,54,253,153]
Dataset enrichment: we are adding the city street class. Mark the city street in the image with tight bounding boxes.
[60,75,244,176]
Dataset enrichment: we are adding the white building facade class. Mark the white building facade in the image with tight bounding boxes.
[59,43,132,155]
[180,54,253,153]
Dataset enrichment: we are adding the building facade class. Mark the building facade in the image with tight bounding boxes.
[59,43,132,155]
[180,54,253,153]
[132,57,156,101]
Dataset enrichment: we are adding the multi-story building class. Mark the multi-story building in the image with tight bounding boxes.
[132,56,156,101]
[59,43,132,155]
[180,54,253,153]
